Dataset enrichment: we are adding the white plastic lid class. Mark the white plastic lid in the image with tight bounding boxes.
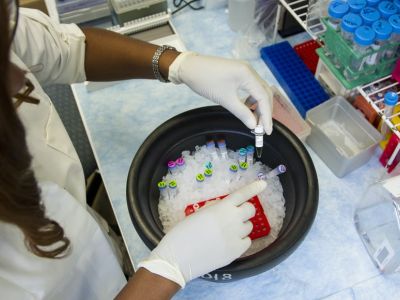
[254,124,264,134]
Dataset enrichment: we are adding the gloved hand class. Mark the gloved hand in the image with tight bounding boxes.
[138,180,267,288]
[168,52,274,134]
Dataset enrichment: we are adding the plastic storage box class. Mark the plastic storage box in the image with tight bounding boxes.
[306,96,382,177]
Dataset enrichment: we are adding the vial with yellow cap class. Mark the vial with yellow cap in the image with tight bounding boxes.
[204,168,213,180]
[196,173,205,189]
[158,181,168,200]
[228,164,239,183]
[168,180,178,199]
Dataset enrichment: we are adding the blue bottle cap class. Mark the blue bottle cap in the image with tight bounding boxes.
[217,139,226,147]
[372,20,393,40]
[239,148,247,156]
[342,13,363,33]
[389,14,400,33]
[354,26,376,46]
[328,1,350,18]
[378,1,398,19]
[367,0,380,6]
[384,92,399,105]
[393,0,400,11]
[348,0,366,13]
[246,145,255,153]
[360,7,380,25]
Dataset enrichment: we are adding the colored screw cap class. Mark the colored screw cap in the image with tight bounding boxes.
[360,7,380,25]
[167,161,176,168]
[157,181,167,189]
[328,0,350,18]
[378,1,397,19]
[246,145,255,153]
[367,0,380,7]
[239,148,247,156]
[372,20,393,40]
[395,0,400,10]
[354,26,375,46]
[239,162,249,170]
[204,168,213,177]
[229,164,238,172]
[169,180,177,188]
[176,157,185,166]
[348,0,366,13]
[205,161,213,169]
[196,174,205,182]
[342,13,363,32]
[389,14,400,33]
[384,92,399,105]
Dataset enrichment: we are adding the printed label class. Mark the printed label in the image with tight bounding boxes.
[373,238,395,270]
[255,135,263,147]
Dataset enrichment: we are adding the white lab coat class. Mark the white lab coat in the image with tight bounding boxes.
[0,8,127,299]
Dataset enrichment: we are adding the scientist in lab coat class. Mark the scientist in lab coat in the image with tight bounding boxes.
[0,1,273,299]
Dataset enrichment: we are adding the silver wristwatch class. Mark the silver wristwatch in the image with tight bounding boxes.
[152,45,176,83]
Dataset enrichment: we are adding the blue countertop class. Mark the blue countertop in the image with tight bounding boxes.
[71,5,400,300]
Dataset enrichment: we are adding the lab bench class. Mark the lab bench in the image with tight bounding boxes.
[70,6,400,300]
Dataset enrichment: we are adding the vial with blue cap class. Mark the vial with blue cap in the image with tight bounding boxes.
[217,139,228,159]
[345,26,376,80]
[394,0,400,12]
[341,13,363,42]
[348,0,366,14]
[360,7,380,26]
[387,14,400,58]
[381,92,399,136]
[246,145,255,165]
[369,20,392,67]
[378,1,398,19]
[328,0,350,30]
[238,147,247,164]
[206,140,219,160]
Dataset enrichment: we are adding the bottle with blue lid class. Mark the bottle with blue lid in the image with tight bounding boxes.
[393,0,400,13]
[360,7,381,26]
[341,13,363,41]
[381,91,399,135]
[345,26,376,81]
[369,20,393,67]
[328,0,350,30]
[387,14,400,58]
[348,0,366,13]
[378,1,398,19]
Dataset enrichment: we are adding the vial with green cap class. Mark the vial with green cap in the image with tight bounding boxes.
[168,180,178,199]
[204,168,213,180]
[228,164,239,183]
[381,92,399,136]
[196,173,205,189]
[158,181,168,200]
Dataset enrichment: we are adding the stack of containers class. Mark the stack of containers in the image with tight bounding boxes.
[323,0,400,85]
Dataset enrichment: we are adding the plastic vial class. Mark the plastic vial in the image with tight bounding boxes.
[354,175,400,274]
[239,162,249,179]
[348,0,366,14]
[367,0,380,7]
[168,180,178,199]
[378,1,398,20]
[360,7,380,26]
[370,20,392,67]
[395,0,400,12]
[238,148,247,164]
[346,26,376,81]
[381,92,399,136]
[168,160,177,175]
[257,172,265,180]
[176,157,186,172]
[328,0,350,30]
[206,140,219,161]
[253,124,265,158]
[158,181,168,200]
[265,165,287,179]
[196,173,205,189]
[204,168,213,180]
[217,139,228,159]
[341,13,363,42]
[246,145,255,165]
[205,161,213,169]
[229,164,239,182]
[387,14,400,58]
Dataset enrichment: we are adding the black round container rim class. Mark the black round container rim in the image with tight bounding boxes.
[127,105,318,273]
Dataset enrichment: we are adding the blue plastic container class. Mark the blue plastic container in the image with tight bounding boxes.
[348,0,366,13]
[366,0,380,7]
[360,7,381,25]
[342,13,363,40]
[378,1,398,19]
[328,0,350,29]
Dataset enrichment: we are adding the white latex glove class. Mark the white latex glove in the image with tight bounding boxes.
[138,180,267,288]
[168,52,274,134]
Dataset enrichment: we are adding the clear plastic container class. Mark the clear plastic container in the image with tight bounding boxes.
[327,0,350,30]
[348,0,366,13]
[346,26,376,80]
[354,175,400,274]
[378,1,398,19]
[360,7,381,26]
